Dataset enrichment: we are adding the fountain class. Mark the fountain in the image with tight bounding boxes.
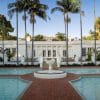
[34,58,67,79]
[45,58,55,71]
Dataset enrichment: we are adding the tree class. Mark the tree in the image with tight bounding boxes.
[55,32,65,41]
[29,0,49,65]
[95,17,100,40]
[0,14,14,64]
[8,0,19,65]
[14,0,33,65]
[51,0,80,65]
[94,0,96,65]
[80,10,84,65]
[34,34,46,41]
[82,30,97,40]
[0,14,14,37]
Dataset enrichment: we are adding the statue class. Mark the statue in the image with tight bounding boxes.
[57,57,61,68]
[39,57,43,68]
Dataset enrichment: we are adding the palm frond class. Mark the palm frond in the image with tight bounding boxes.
[51,7,63,13]
[8,8,17,19]
[8,3,16,9]
[28,0,49,22]
[51,0,81,14]
[36,11,47,21]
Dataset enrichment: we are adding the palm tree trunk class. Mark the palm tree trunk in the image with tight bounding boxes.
[94,0,96,65]
[16,9,19,65]
[32,18,34,65]
[2,21,5,65]
[24,10,28,65]
[80,12,83,66]
[64,13,69,66]
[66,13,69,66]
[2,31,4,65]
[64,15,67,66]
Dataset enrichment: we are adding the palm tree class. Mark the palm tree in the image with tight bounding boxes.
[16,0,31,65]
[79,1,84,66]
[51,0,80,66]
[29,0,48,65]
[80,10,84,65]
[94,0,96,65]
[8,0,19,65]
[8,0,31,65]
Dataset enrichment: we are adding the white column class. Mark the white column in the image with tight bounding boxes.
[46,45,48,58]
[55,46,57,58]
[56,46,60,68]
[4,54,8,64]
[39,46,42,68]
[92,53,95,63]
[51,44,53,58]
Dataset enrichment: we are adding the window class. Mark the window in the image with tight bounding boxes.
[33,50,35,57]
[43,50,46,57]
[53,50,56,57]
[88,48,92,53]
[48,50,51,57]
[82,48,86,56]
[63,50,66,57]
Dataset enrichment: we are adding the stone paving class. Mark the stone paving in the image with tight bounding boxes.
[20,73,82,100]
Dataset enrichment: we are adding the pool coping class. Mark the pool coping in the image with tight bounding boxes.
[0,68,39,75]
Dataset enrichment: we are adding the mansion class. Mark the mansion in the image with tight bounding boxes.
[0,40,100,66]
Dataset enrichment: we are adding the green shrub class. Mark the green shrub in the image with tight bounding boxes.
[0,57,3,62]
[96,53,100,61]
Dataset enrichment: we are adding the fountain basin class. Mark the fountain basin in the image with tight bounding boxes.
[34,70,67,79]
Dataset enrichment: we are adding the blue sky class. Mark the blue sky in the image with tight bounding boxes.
[0,0,100,38]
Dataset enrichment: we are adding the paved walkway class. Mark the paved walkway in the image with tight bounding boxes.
[20,73,82,100]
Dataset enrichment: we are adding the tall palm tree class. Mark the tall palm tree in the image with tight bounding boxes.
[79,1,84,66]
[29,0,48,65]
[8,0,19,65]
[51,0,81,66]
[23,11,28,65]
[16,0,32,65]
[80,10,84,66]
[94,0,96,65]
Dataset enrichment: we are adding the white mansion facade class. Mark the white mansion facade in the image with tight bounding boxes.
[0,40,100,66]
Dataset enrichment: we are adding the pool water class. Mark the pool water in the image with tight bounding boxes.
[62,68,100,74]
[0,68,39,75]
[71,77,100,100]
[0,78,29,100]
